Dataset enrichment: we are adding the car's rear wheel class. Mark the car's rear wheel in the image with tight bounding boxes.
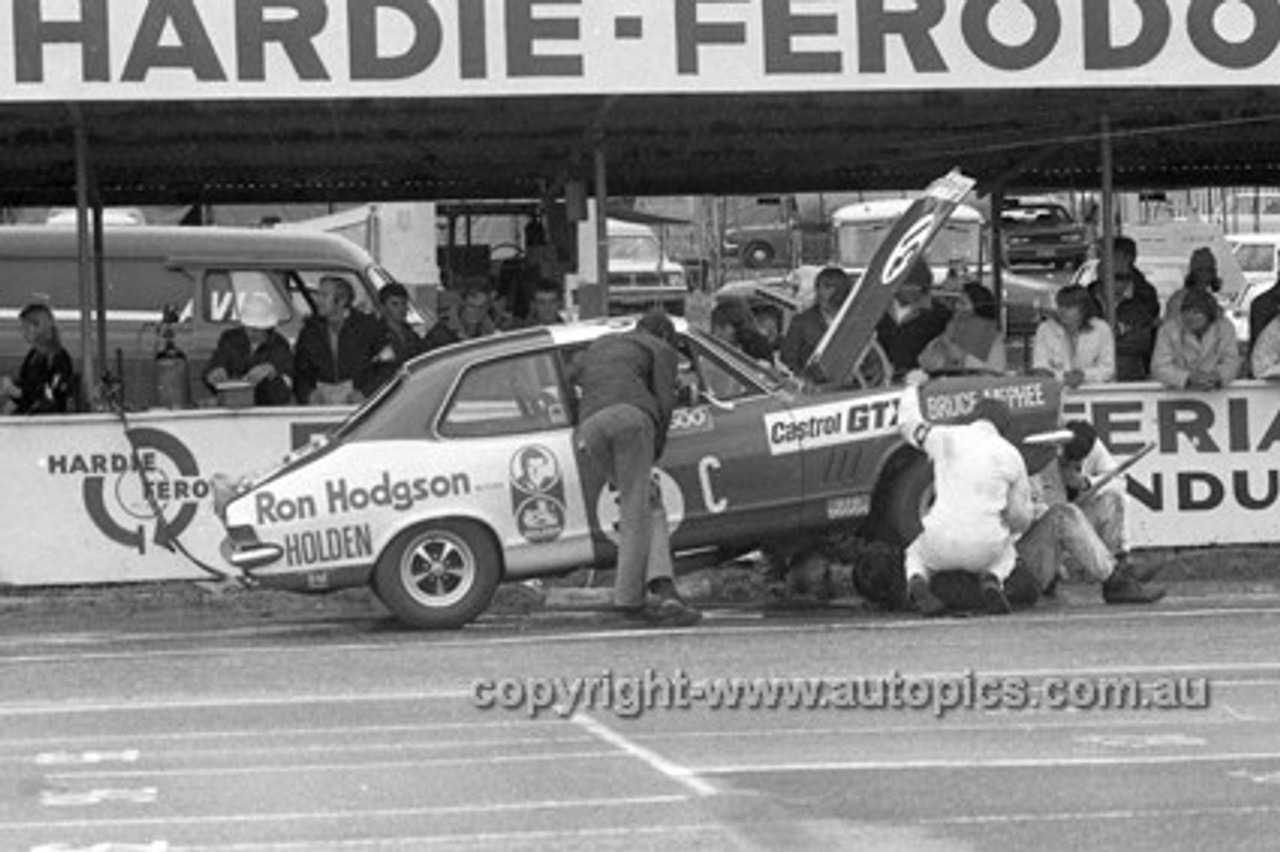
[373,520,501,629]
[741,240,776,268]
[881,455,935,546]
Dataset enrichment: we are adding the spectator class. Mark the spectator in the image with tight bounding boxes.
[1252,310,1280,379]
[294,275,387,405]
[570,310,700,627]
[780,266,851,376]
[1164,246,1222,322]
[710,297,774,362]
[203,292,293,407]
[424,280,499,349]
[752,303,785,352]
[372,282,429,387]
[918,281,1006,374]
[898,381,1031,618]
[525,279,566,327]
[1151,287,1241,391]
[1033,284,1115,388]
[2,303,74,415]
[1087,235,1160,380]
[875,260,953,381]
[1249,274,1280,354]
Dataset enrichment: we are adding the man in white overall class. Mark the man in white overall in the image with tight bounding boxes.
[899,377,1032,617]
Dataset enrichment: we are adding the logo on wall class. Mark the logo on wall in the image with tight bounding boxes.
[46,427,209,555]
[595,468,685,546]
[509,445,565,544]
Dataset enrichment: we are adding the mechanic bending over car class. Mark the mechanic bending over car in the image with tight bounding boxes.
[569,309,702,628]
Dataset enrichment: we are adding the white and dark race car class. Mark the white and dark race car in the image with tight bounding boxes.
[213,173,1065,629]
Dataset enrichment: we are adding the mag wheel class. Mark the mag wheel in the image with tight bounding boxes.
[373,520,500,629]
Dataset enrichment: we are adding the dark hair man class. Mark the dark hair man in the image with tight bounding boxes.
[570,310,700,627]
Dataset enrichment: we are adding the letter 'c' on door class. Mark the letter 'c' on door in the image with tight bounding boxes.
[699,456,727,513]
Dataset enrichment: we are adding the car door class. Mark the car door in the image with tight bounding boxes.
[563,333,802,568]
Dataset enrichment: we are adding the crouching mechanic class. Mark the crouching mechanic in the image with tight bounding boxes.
[1006,421,1164,607]
[898,373,1033,617]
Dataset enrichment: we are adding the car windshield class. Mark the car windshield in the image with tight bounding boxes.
[687,328,785,392]
[609,235,662,265]
[1001,205,1072,227]
[1231,242,1276,274]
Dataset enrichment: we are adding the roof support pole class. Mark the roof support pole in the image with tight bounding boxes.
[1100,115,1117,331]
[70,105,97,410]
[593,136,609,317]
[989,186,1005,331]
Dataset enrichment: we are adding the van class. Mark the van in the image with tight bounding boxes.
[606,218,688,316]
[0,225,401,411]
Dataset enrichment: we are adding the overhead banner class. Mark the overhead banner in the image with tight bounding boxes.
[2,0,1280,101]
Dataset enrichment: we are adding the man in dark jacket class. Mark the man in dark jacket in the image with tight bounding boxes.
[1087,236,1161,381]
[875,260,953,382]
[203,292,294,406]
[372,282,429,388]
[571,310,700,627]
[294,275,386,404]
[780,266,852,376]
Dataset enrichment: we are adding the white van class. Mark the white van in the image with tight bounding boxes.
[0,225,402,411]
[606,218,688,316]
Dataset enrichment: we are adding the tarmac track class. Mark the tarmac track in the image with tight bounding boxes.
[2,594,1280,851]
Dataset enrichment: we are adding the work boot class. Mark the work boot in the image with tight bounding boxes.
[648,577,687,605]
[908,575,947,618]
[977,573,1012,616]
[1117,552,1162,584]
[1102,564,1166,604]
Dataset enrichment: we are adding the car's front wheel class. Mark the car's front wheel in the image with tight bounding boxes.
[373,520,501,629]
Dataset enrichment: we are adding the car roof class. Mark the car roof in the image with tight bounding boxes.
[830,198,983,224]
[1227,233,1280,245]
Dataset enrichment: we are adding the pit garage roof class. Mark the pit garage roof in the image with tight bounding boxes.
[3,86,1280,207]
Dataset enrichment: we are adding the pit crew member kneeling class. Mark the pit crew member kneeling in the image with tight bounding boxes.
[898,373,1032,617]
[1008,420,1164,607]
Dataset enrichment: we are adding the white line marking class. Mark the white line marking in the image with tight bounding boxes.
[4,603,1280,664]
[572,712,717,797]
[917,802,1280,826]
[0,794,688,832]
[161,824,724,851]
[0,690,472,717]
[0,720,557,749]
[695,751,1280,774]
[45,751,621,780]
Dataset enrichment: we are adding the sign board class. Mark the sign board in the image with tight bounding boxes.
[3,1,1280,102]
[0,382,1276,588]
[1064,382,1280,548]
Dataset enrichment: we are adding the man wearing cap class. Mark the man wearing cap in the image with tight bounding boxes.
[897,373,1032,617]
[203,292,293,407]
[1151,287,1241,391]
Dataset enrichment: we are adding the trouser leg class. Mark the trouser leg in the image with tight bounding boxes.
[1079,490,1126,555]
[609,412,657,608]
[1017,504,1115,587]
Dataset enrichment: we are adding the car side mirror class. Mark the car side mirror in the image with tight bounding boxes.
[676,383,698,408]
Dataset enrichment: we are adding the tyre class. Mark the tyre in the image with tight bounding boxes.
[880,455,935,546]
[373,519,501,629]
[741,240,776,269]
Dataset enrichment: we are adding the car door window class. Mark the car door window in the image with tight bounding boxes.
[439,352,570,438]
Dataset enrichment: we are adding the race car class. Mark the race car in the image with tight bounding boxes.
[212,172,1064,629]
[212,317,1062,628]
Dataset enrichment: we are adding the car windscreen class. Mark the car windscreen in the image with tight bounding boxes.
[609,235,662,265]
[1231,242,1277,274]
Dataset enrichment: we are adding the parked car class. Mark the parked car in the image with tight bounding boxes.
[999,198,1089,269]
[606,218,688,316]
[213,318,1063,629]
